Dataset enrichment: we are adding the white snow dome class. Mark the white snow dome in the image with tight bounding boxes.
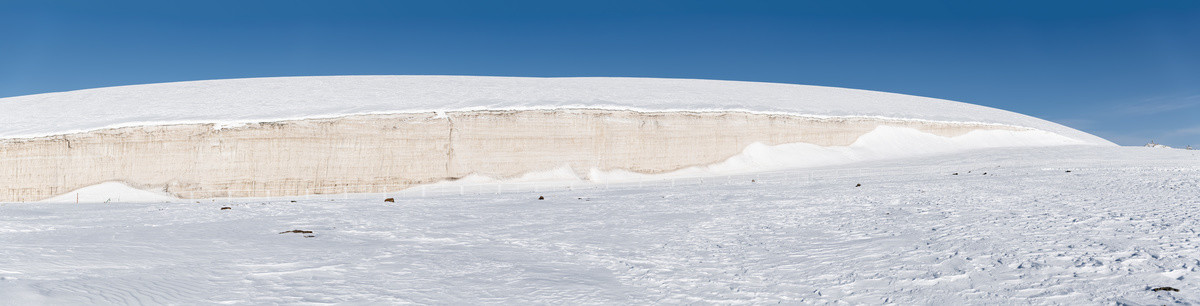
[0,75,1111,145]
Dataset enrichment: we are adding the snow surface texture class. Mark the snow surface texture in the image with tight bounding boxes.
[0,76,1111,145]
[1,146,1196,304]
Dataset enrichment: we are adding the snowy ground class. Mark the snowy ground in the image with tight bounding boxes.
[1,146,1196,304]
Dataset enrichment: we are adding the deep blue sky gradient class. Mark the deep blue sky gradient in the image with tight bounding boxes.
[1,0,1197,146]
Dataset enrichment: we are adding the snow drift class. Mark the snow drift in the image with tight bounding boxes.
[40,182,177,203]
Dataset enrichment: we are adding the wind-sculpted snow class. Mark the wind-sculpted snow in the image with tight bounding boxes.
[625,126,1083,179]
[1,146,1195,304]
[41,182,176,203]
[0,76,1111,144]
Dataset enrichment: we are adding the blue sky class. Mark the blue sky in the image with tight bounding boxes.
[1,1,1197,147]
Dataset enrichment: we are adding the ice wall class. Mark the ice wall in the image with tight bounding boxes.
[1,110,1032,202]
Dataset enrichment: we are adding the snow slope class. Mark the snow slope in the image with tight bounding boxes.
[0,76,1111,145]
[40,182,177,204]
[1,146,1194,304]
[487,126,1086,184]
[652,126,1083,178]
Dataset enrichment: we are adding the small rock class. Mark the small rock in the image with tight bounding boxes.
[1065,170,1072,173]
[538,196,545,200]
[952,173,958,175]
[220,207,231,210]
[290,200,297,203]
[1152,286,1180,292]
[384,198,395,203]
[855,183,861,187]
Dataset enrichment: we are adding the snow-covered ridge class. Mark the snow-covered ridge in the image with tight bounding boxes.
[0,75,1112,145]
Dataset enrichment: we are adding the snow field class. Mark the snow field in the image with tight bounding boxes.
[1,146,1196,304]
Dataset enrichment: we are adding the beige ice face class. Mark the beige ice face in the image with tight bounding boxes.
[0,109,1023,202]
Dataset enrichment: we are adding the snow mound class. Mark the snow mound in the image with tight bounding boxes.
[0,76,1112,145]
[707,126,1080,173]
[588,125,1081,182]
[41,182,178,203]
